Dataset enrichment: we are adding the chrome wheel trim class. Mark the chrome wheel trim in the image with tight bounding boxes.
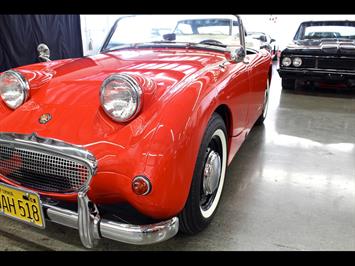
[202,150,222,195]
[262,79,270,119]
[200,129,227,219]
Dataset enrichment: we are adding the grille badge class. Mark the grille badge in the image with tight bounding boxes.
[39,113,52,124]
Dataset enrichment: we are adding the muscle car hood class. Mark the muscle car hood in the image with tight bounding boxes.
[0,48,226,143]
[283,39,355,56]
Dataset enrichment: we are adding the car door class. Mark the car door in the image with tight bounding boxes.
[225,61,251,137]
[226,19,252,137]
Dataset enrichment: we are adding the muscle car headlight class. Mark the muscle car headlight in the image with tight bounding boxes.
[281,57,292,67]
[100,73,142,122]
[292,57,302,67]
[0,70,30,109]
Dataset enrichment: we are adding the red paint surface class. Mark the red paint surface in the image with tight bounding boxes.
[0,47,271,219]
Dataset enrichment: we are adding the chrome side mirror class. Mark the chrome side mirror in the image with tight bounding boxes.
[230,46,246,63]
[37,43,51,62]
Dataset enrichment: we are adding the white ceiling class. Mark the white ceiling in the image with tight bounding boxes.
[241,15,355,49]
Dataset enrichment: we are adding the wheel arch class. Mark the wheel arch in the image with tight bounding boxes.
[130,83,235,218]
[213,104,233,139]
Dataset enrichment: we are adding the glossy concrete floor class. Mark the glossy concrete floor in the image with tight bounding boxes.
[0,63,354,251]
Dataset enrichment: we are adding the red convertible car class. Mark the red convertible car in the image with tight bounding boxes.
[0,15,272,248]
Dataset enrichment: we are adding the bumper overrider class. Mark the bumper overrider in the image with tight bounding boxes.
[0,132,179,248]
[278,67,355,82]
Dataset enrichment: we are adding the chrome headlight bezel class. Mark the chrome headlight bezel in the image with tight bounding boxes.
[292,57,302,67]
[0,70,30,110]
[281,56,292,67]
[99,73,143,123]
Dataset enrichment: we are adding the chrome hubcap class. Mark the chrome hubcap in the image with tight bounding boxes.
[203,150,221,195]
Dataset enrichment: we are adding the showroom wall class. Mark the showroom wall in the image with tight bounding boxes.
[242,15,355,50]
[0,15,83,72]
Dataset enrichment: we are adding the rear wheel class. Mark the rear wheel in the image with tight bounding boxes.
[179,113,227,234]
[281,78,295,90]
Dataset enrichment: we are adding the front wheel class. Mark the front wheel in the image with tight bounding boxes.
[179,113,227,234]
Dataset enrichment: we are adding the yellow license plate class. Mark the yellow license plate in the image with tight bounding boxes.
[0,183,45,228]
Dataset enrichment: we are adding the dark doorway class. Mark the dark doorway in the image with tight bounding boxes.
[0,15,83,72]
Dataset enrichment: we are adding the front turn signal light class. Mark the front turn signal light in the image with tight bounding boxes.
[132,176,151,195]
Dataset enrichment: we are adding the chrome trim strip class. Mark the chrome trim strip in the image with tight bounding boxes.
[0,132,97,192]
[279,68,355,75]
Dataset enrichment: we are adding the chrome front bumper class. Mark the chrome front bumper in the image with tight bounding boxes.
[42,188,179,248]
[0,132,179,248]
[43,187,179,248]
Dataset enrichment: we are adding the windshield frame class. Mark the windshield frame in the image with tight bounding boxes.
[100,15,243,53]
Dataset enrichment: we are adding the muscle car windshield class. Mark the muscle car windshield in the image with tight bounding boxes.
[294,21,355,40]
[102,15,241,52]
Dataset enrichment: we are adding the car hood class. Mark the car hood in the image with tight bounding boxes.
[20,48,226,105]
[283,39,355,56]
[0,48,226,144]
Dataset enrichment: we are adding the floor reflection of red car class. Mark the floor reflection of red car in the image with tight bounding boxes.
[0,15,272,248]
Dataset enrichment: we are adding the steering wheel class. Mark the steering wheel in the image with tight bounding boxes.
[199,39,224,45]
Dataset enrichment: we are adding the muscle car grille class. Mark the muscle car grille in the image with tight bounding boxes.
[0,145,91,193]
[299,57,316,68]
[317,58,355,70]
[288,56,355,71]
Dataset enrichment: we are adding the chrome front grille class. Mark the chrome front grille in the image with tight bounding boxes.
[0,133,97,193]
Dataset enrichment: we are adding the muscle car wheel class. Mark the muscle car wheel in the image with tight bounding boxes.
[179,113,227,234]
[256,78,270,125]
[281,78,295,90]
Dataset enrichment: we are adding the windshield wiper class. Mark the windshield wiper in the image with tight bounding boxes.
[197,41,227,48]
[102,43,136,53]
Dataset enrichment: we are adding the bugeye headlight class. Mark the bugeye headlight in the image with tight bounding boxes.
[292,57,302,67]
[0,70,29,109]
[281,57,292,67]
[100,73,142,122]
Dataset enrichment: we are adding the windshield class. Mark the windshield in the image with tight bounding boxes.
[102,15,241,52]
[295,22,355,40]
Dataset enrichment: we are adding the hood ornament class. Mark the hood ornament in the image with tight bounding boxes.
[37,43,51,62]
[39,113,52,124]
